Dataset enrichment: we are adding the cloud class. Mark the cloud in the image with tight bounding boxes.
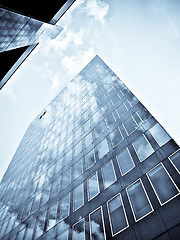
[35,27,86,58]
[61,48,95,76]
[85,0,109,23]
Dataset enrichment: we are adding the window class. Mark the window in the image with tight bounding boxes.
[75,128,81,140]
[62,168,71,189]
[94,123,104,138]
[51,178,61,198]
[35,212,47,238]
[169,149,180,174]
[66,149,72,164]
[72,219,85,240]
[60,193,70,220]
[109,128,123,147]
[25,222,35,240]
[111,93,121,105]
[126,179,153,221]
[98,138,109,159]
[147,163,180,205]
[89,207,106,240]
[149,123,171,146]
[47,203,58,231]
[86,149,96,169]
[123,116,138,135]
[101,160,116,189]
[117,148,135,175]
[22,201,32,220]
[31,193,41,213]
[73,159,83,180]
[84,120,91,132]
[105,113,115,128]
[85,132,93,147]
[4,215,16,235]
[73,183,84,211]
[66,135,73,148]
[40,185,51,206]
[92,111,101,124]
[16,228,26,239]
[136,107,151,122]
[57,229,69,240]
[107,194,128,236]
[88,172,99,200]
[133,135,154,161]
[116,103,127,118]
[74,140,82,157]
[127,95,138,107]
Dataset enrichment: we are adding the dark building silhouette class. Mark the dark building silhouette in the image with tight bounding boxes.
[0,0,76,89]
[0,55,179,239]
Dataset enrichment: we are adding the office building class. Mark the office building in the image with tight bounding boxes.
[0,55,179,239]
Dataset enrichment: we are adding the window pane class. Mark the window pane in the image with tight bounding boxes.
[116,103,127,118]
[16,228,25,240]
[86,149,96,169]
[73,159,83,180]
[111,94,121,105]
[149,123,171,146]
[62,168,71,189]
[51,178,61,197]
[98,139,109,159]
[102,161,116,188]
[74,141,82,157]
[123,116,138,135]
[85,132,93,147]
[74,183,84,211]
[89,207,106,240]
[60,194,70,220]
[66,149,72,165]
[169,149,180,173]
[117,148,135,175]
[136,107,151,122]
[133,135,154,161]
[109,128,123,147]
[128,95,138,107]
[47,203,58,231]
[31,194,41,213]
[25,222,35,240]
[147,164,179,205]
[107,194,128,235]
[57,229,68,240]
[88,172,99,200]
[92,111,101,124]
[126,180,153,221]
[35,212,47,238]
[105,113,115,128]
[94,123,104,138]
[75,128,81,140]
[73,219,85,240]
[84,120,91,132]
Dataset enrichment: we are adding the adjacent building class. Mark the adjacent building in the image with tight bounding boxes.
[0,55,179,239]
[0,0,76,89]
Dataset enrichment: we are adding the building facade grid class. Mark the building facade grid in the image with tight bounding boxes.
[0,55,179,240]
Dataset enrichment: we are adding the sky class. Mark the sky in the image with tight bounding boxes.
[0,0,180,181]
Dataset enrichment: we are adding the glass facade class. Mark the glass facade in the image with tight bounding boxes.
[0,8,62,53]
[0,55,180,239]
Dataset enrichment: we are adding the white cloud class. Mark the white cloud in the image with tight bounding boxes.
[35,27,86,58]
[50,73,66,93]
[58,0,109,27]
[61,48,95,76]
[85,0,109,23]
